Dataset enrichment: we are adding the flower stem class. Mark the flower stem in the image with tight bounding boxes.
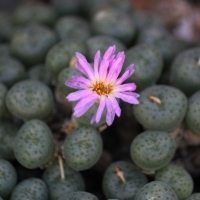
[115,166,126,183]
[149,95,161,104]
[58,155,65,180]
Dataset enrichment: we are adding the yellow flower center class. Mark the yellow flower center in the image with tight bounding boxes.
[89,81,113,96]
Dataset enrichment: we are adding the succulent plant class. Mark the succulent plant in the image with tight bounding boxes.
[6,80,54,121]
[186,90,200,135]
[58,191,99,200]
[102,161,148,200]
[55,16,91,42]
[0,56,26,88]
[130,130,176,171]
[122,44,163,92]
[0,159,17,199]
[46,40,87,78]
[92,8,135,46]
[13,3,56,27]
[10,178,48,200]
[43,160,85,200]
[155,164,194,200]
[134,181,178,200]
[86,35,126,62]
[14,119,55,169]
[63,125,103,171]
[170,47,200,97]
[133,85,188,132]
[11,24,56,66]
[185,193,200,200]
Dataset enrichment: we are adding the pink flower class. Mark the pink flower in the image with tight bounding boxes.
[65,45,140,126]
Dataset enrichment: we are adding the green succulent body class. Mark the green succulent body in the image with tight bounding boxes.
[0,159,17,199]
[63,126,103,171]
[134,181,178,200]
[130,130,176,171]
[155,164,194,200]
[6,80,54,121]
[103,161,148,200]
[14,119,55,169]
[10,178,48,200]
[123,44,163,92]
[133,85,188,132]
[42,160,85,200]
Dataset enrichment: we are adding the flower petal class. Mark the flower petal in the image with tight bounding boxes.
[75,62,87,75]
[115,83,137,92]
[115,92,140,104]
[106,57,122,82]
[115,64,134,85]
[105,98,115,126]
[66,89,93,101]
[108,96,121,117]
[76,53,94,80]
[103,45,116,60]
[99,59,109,81]
[74,94,98,110]
[91,96,106,124]
[65,75,90,89]
[73,95,98,117]
[94,50,100,80]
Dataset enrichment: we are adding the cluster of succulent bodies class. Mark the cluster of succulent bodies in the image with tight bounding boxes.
[0,0,200,200]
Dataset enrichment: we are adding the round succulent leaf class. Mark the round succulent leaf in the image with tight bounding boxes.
[13,3,56,27]
[46,40,87,78]
[55,16,91,42]
[10,178,48,200]
[0,56,26,88]
[92,8,135,46]
[0,44,11,57]
[63,125,103,171]
[137,26,186,65]
[133,85,188,132]
[185,193,200,200]
[14,119,55,169]
[6,80,54,121]
[102,161,148,200]
[186,90,200,135]
[0,159,17,199]
[130,131,176,171]
[86,35,126,62]
[11,24,56,66]
[0,83,7,118]
[134,181,178,200]
[0,121,18,160]
[51,0,81,16]
[170,47,200,97]
[155,164,193,200]
[123,44,163,92]
[42,160,85,200]
[28,64,52,86]
[58,191,98,200]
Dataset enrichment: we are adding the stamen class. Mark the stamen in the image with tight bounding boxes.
[89,81,113,96]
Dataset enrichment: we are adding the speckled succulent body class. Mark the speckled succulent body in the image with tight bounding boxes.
[133,85,187,132]
[122,44,163,92]
[0,159,17,198]
[103,161,148,200]
[6,80,54,121]
[10,178,48,200]
[58,191,99,200]
[42,160,85,200]
[155,164,194,200]
[130,131,176,171]
[63,126,103,171]
[14,119,55,169]
[134,181,178,200]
